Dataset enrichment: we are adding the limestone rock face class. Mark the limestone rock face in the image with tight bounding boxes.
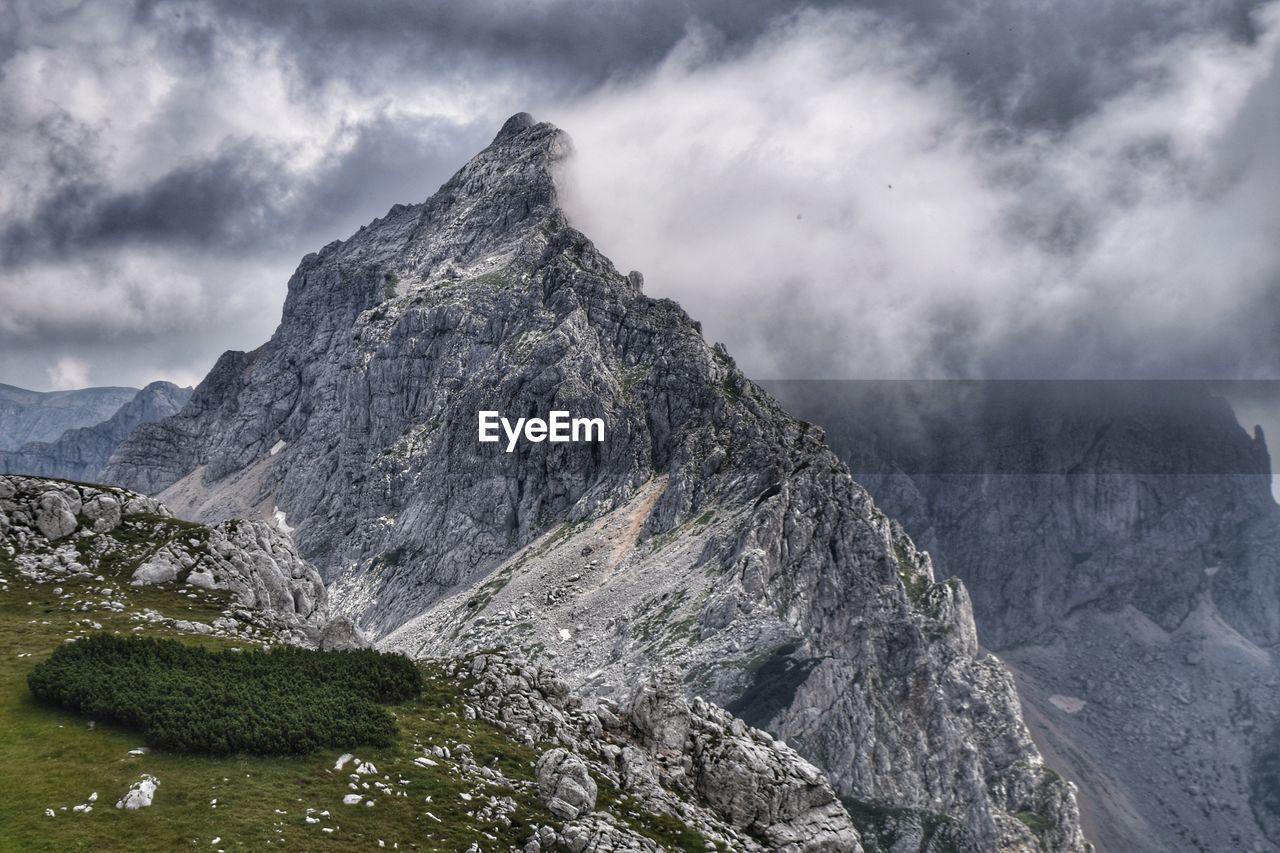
[768,380,1280,853]
[129,519,325,629]
[463,650,862,852]
[0,382,191,482]
[626,676,863,852]
[104,116,1087,851]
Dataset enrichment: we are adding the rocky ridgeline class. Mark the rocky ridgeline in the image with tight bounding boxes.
[768,381,1280,853]
[0,381,192,482]
[0,474,363,647]
[0,383,140,451]
[105,114,1089,850]
[458,650,859,852]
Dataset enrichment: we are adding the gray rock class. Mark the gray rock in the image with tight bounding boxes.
[1,474,337,643]
[34,490,77,540]
[81,494,121,533]
[319,615,372,650]
[536,748,597,819]
[466,650,859,851]
[115,775,158,809]
[770,380,1280,853]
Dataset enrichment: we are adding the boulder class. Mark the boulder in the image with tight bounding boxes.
[116,775,158,809]
[535,748,597,820]
[34,490,77,540]
[81,494,121,533]
[320,616,371,650]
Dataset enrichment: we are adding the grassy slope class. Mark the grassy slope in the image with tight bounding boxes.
[0,556,563,852]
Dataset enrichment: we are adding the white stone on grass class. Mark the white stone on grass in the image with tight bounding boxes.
[116,775,159,809]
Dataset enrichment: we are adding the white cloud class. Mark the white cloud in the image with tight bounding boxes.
[46,356,90,390]
[554,5,1280,379]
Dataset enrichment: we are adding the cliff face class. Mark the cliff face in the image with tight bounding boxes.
[768,380,1280,852]
[105,114,1087,850]
[0,381,191,482]
[0,383,138,450]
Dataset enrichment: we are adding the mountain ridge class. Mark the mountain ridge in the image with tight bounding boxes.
[0,383,139,451]
[105,114,1089,851]
[0,381,192,482]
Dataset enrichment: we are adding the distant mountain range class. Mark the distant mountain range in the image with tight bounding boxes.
[0,383,139,450]
[767,380,1280,852]
[0,382,191,482]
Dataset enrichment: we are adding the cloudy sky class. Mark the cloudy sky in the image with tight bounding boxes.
[1,0,1277,390]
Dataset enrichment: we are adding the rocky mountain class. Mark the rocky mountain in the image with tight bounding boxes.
[0,383,138,451]
[0,474,857,850]
[0,381,192,482]
[767,380,1280,853]
[105,114,1088,851]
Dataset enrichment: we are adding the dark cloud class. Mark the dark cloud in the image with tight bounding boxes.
[0,115,488,266]
[1,141,287,264]
[135,0,1266,126]
[556,6,1280,380]
[0,0,1276,390]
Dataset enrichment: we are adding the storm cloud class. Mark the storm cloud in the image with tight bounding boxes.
[556,6,1280,379]
[0,0,1276,389]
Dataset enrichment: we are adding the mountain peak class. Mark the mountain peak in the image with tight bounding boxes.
[474,111,571,168]
[494,111,538,141]
[105,121,1089,852]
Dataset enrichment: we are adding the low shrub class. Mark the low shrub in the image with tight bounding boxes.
[28,635,422,755]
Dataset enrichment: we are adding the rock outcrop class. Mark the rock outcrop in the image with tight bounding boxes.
[105,114,1087,850]
[0,474,332,644]
[0,383,139,451]
[536,748,598,819]
[0,381,191,482]
[768,379,1280,852]
[463,650,861,852]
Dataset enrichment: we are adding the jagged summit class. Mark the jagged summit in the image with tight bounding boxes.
[495,110,539,139]
[105,116,1089,851]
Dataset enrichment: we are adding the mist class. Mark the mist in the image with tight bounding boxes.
[555,6,1280,380]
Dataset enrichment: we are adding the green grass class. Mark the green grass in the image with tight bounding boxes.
[620,366,650,393]
[0,487,721,851]
[0,554,565,850]
[0,536,719,851]
[1013,809,1050,835]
